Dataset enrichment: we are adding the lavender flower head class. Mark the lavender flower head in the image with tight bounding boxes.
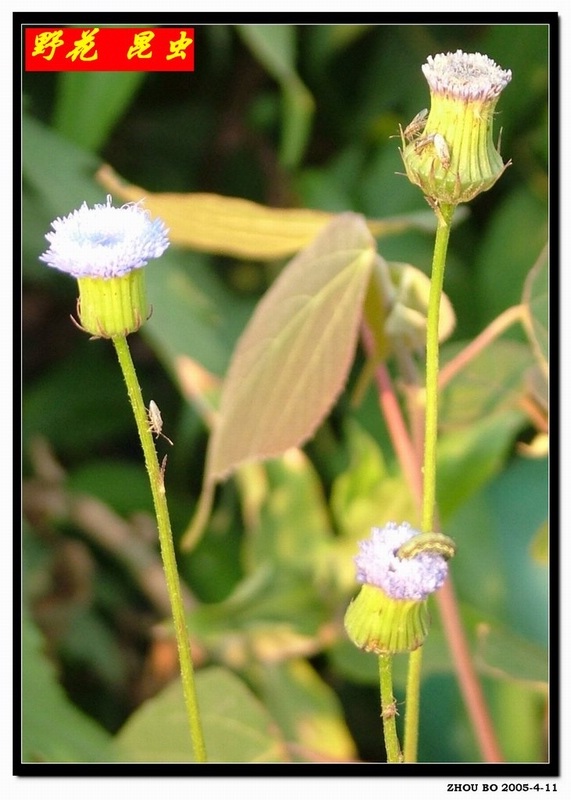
[40,195,169,279]
[354,522,449,601]
[422,50,512,102]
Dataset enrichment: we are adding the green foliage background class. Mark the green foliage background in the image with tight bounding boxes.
[22,23,549,765]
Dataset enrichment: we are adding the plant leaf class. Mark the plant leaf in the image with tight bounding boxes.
[97,163,334,258]
[328,418,416,591]
[53,71,146,152]
[96,164,439,260]
[521,243,549,375]
[475,623,548,689]
[208,212,375,479]
[22,610,116,763]
[240,449,335,571]
[436,408,527,521]
[237,25,314,168]
[181,213,375,549]
[189,564,330,666]
[116,667,286,762]
[251,659,358,762]
[439,339,534,429]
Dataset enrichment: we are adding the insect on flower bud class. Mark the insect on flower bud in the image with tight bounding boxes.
[344,522,452,654]
[400,50,512,206]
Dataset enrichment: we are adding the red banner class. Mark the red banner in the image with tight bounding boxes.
[25,27,195,71]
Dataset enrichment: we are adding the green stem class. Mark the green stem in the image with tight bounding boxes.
[379,655,402,763]
[403,645,423,762]
[421,202,455,533]
[112,335,207,763]
[403,201,455,763]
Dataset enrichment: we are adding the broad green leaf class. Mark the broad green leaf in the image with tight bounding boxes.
[237,25,314,168]
[439,339,534,429]
[116,667,286,762]
[521,243,549,374]
[204,212,376,483]
[53,71,146,152]
[486,455,549,646]
[22,611,116,763]
[241,449,335,573]
[436,408,526,521]
[474,623,548,689]
[438,334,545,521]
[23,115,102,272]
[189,565,330,668]
[447,453,548,645]
[249,659,357,762]
[475,188,548,329]
[418,605,545,688]
[144,247,254,377]
[328,419,416,592]
[330,419,416,536]
[96,164,440,260]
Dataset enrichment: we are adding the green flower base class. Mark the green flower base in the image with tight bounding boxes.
[344,584,430,655]
[77,270,148,338]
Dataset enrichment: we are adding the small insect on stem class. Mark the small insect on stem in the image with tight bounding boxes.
[381,699,399,720]
[396,532,456,561]
[147,400,174,446]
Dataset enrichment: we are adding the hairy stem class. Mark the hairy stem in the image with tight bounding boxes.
[379,655,402,763]
[112,335,207,762]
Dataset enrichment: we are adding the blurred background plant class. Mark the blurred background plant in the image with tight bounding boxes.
[22,23,549,763]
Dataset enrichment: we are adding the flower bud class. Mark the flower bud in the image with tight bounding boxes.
[401,50,512,206]
[345,584,430,655]
[40,196,169,338]
[344,522,452,654]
